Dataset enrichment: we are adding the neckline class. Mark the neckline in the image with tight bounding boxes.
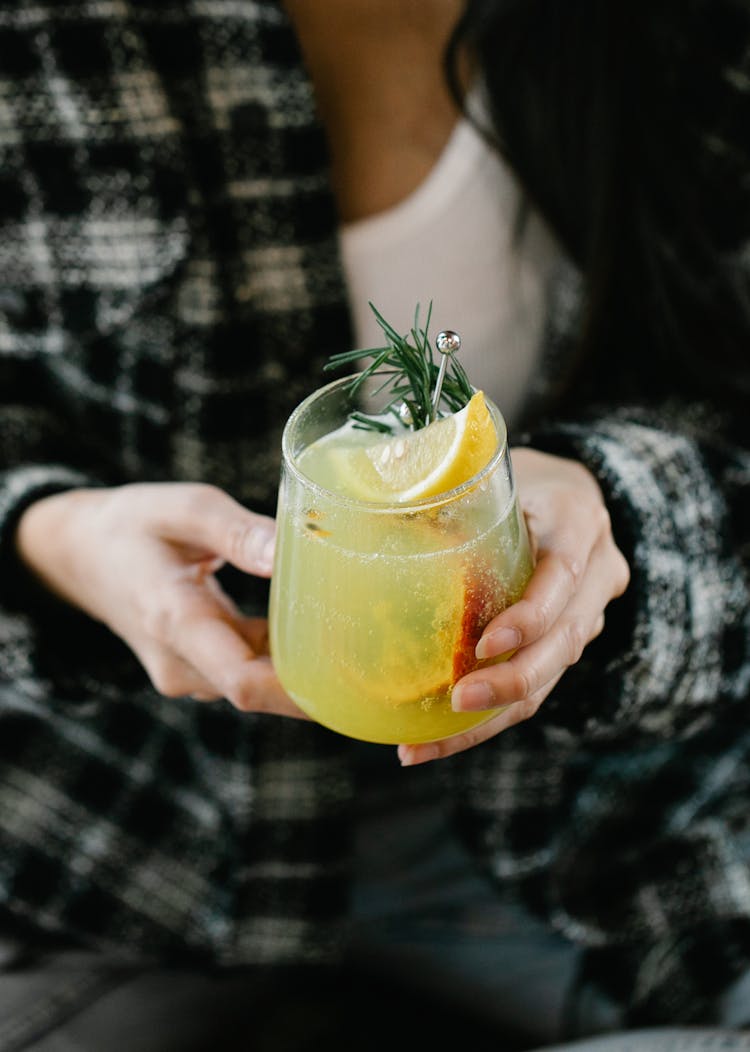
[341,112,492,245]
[340,82,495,241]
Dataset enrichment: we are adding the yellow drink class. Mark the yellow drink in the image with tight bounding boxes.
[269,375,533,744]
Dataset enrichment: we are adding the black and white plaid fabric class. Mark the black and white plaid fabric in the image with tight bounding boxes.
[0,0,354,968]
[0,0,749,1025]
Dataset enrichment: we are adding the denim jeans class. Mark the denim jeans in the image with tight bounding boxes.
[348,744,750,1048]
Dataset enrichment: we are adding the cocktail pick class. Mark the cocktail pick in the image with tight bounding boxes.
[432,330,462,415]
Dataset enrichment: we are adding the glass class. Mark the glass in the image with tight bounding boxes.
[269,374,534,745]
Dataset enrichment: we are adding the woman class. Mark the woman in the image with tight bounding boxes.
[0,0,748,1045]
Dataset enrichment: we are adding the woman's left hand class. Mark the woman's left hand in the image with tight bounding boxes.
[397,448,631,765]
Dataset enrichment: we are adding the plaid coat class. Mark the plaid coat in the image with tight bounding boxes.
[0,0,749,1026]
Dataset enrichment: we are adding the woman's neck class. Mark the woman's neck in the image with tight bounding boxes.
[282,0,471,222]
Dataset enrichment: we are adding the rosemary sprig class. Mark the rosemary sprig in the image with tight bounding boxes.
[323,302,473,433]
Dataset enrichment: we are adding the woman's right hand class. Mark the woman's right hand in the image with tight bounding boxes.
[14,482,306,717]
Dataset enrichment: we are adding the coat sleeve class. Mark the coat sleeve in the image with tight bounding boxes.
[0,356,142,706]
[520,397,750,744]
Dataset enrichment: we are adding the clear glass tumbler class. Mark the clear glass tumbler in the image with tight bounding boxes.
[269,374,533,744]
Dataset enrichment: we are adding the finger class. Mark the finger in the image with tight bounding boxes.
[133,629,305,717]
[150,484,277,577]
[232,616,271,656]
[199,574,271,653]
[173,610,258,693]
[476,548,586,661]
[161,595,304,717]
[137,565,297,714]
[132,639,224,701]
[398,671,566,766]
[476,509,605,661]
[453,540,617,713]
[164,611,307,717]
[224,655,311,719]
[476,515,627,663]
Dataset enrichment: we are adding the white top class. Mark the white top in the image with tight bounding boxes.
[338,98,560,427]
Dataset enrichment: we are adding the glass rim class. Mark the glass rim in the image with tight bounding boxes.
[281,372,510,513]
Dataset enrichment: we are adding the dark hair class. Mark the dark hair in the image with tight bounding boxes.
[448,1,750,409]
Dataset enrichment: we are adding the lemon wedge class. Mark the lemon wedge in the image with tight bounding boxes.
[303,391,498,503]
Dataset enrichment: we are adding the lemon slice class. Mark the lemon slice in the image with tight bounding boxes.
[304,391,498,503]
[330,554,504,708]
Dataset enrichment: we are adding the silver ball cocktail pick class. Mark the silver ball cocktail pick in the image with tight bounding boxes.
[432,329,462,415]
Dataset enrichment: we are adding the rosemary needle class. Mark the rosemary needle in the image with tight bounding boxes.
[324,302,473,434]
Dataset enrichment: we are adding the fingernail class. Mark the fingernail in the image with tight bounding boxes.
[452,681,494,712]
[246,529,275,572]
[475,627,520,661]
[398,744,438,766]
[261,536,276,571]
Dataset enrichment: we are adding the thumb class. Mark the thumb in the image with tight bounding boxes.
[160,485,277,577]
[215,508,277,577]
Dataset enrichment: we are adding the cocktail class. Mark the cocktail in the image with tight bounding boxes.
[269,308,533,744]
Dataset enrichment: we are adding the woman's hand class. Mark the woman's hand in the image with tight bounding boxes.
[15,482,305,717]
[398,448,630,765]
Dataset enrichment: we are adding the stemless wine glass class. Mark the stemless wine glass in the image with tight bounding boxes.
[269,374,533,745]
